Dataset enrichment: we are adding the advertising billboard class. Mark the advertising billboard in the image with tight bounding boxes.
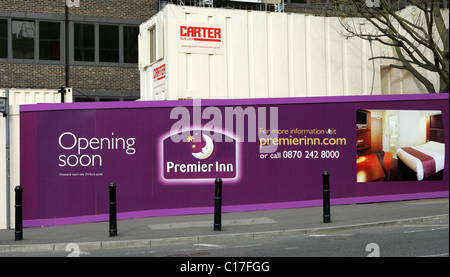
[20,94,448,227]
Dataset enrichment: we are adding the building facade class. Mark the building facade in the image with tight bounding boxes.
[1,0,159,101]
[3,1,447,102]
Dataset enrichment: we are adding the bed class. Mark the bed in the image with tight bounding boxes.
[396,141,445,181]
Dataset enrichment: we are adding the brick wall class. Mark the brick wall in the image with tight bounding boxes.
[70,65,140,91]
[70,0,158,20]
[0,0,65,15]
[0,63,139,92]
[0,63,65,89]
[0,0,158,19]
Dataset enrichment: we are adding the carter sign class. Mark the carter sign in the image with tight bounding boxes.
[178,22,224,55]
[153,60,167,96]
[180,26,221,42]
[153,63,166,81]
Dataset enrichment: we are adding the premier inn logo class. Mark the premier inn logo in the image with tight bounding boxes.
[161,129,238,182]
[160,99,278,183]
[189,132,215,160]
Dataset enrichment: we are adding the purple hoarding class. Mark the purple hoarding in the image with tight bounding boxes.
[20,94,449,227]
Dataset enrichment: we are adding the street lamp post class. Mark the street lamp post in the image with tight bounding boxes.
[64,0,80,102]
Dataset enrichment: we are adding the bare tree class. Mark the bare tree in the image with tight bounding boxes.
[314,0,448,93]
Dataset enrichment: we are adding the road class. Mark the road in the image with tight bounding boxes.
[2,219,448,258]
[88,220,449,257]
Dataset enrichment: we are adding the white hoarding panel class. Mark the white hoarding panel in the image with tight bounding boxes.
[138,4,442,100]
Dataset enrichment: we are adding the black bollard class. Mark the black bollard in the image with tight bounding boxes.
[322,171,331,223]
[109,183,117,237]
[214,178,222,231]
[15,186,23,241]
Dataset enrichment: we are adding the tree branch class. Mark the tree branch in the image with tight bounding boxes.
[332,0,448,93]
[394,46,437,93]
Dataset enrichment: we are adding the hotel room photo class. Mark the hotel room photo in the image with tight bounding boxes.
[356,109,445,182]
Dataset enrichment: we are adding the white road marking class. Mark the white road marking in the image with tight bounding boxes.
[418,253,449,257]
[402,224,448,234]
[175,243,262,252]
[194,244,223,248]
[309,234,354,237]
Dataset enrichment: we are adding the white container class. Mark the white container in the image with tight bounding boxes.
[0,88,72,229]
[139,4,382,100]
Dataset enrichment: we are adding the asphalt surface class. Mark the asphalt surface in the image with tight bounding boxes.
[0,197,448,253]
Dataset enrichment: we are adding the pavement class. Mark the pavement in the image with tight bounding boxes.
[0,197,448,253]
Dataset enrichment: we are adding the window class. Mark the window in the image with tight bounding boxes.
[39,21,61,61]
[149,27,156,64]
[0,19,7,59]
[1,18,62,62]
[99,25,119,62]
[123,26,138,63]
[12,20,35,59]
[1,17,138,65]
[74,23,95,62]
[73,22,139,65]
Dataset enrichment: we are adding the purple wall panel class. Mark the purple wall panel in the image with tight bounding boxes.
[20,94,449,227]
